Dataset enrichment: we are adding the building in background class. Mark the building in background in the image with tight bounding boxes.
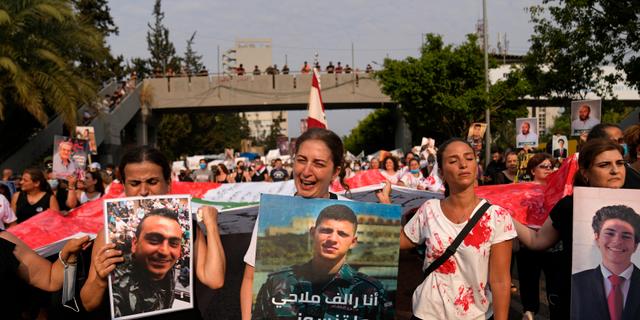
[231,38,288,141]
[527,107,563,135]
[242,111,288,140]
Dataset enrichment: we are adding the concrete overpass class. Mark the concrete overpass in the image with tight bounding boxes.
[146,73,394,112]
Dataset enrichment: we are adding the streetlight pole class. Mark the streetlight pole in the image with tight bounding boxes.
[483,0,492,168]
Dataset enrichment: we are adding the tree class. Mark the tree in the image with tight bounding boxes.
[183,31,204,76]
[146,0,180,74]
[127,57,152,79]
[0,0,104,128]
[157,112,250,160]
[343,108,396,154]
[376,34,528,149]
[524,1,640,99]
[73,0,124,82]
[260,112,285,151]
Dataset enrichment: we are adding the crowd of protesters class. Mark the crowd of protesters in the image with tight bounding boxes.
[0,119,639,319]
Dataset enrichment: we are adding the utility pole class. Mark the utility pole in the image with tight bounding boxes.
[483,0,492,167]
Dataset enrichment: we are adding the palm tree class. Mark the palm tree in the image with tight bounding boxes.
[0,0,106,129]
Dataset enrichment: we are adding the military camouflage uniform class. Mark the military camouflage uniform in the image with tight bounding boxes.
[112,260,176,317]
[253,261,393,320]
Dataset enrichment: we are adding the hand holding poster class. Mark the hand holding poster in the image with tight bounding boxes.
[105,195,193,319]
[52,135,89,179]
[570,188,640,319]
[571,100,601,136]
[515,117,539,148]
[252,194,400,320]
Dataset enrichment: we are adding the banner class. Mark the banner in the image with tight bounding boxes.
[9,156,581,254]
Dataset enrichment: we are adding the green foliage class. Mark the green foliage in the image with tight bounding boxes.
[260,111,285,151]
[146,0,180,74]
[73,0,123,83]
[183,31,204,76]
[524,1,640,98]
[375,33,528,151]
[128,57,152,79]
[343,108,396,154]
[157,112,251,160]
[0,0,104,128]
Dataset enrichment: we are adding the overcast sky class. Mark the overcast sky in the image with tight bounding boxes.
[107,0,541,137]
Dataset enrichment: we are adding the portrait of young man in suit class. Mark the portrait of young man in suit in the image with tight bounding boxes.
[571,205,640,320]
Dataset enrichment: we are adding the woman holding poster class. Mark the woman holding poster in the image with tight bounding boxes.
[400,138,516,320]
[240,128,363,320]
[79,146,225,319]
[514,138,626,319]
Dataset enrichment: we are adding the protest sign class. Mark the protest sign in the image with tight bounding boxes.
[252,194,400,319]
[570,187,640,318]
[571,100,601,136]
[515,117,539,148]
[52,135,89,179]
[76,126,97,155]
[104,195,193,319]
[552,135,569,159]
[467,122,486,154]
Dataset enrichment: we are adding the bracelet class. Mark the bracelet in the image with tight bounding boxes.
[59,251,77,268]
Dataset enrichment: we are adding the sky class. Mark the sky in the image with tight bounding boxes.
[107,0,541,137]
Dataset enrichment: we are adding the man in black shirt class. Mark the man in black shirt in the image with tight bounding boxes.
[269,159,288,182]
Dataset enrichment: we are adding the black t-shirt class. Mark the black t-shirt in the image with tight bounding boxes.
[623,164,640,189]
[251,167,268,182]
[270,168,288,182]
[0,236,20,319]
[548,195,573,317]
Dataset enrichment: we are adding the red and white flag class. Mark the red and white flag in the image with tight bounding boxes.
[306,68,327,129]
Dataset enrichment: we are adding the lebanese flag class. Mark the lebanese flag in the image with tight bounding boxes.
[306,68,327,128]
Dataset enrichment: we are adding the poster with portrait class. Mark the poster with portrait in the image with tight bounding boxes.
[277,135,290,155]
[252,194,401,319]
[515,117,539,148]
[52,135,89,180]
[571,100,601,136]
[104,195,194,320]
[466,123,486,154]
[76,126,97,155]
[552,135,569,159]
[571,188,640,318]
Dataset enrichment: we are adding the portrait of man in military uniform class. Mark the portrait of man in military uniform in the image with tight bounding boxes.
[253,200,396,320]
[105,196,193,319]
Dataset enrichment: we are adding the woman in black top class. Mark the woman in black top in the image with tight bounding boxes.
[514,139,626,319]
[11,168,59,223]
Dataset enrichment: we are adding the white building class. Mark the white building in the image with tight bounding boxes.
[231,38,288,140]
